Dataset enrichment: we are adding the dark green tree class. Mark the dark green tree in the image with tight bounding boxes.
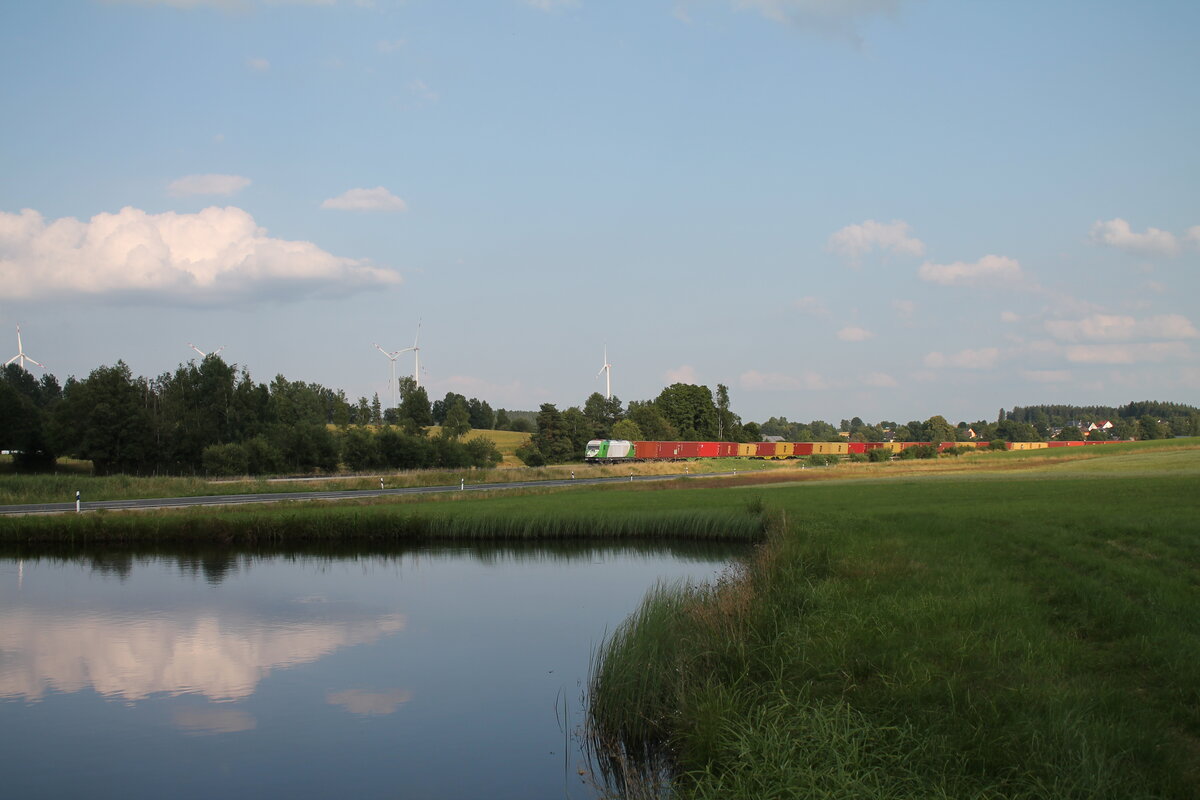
[397,377,434,434]
[654,383,717,440]
[441,397,472,439]
[53,362,156,475]
[627,401,677,440]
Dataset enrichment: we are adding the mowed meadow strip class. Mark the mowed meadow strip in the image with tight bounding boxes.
[587,448,1200,799]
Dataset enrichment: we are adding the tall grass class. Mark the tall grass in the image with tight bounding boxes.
[0,493,766,546]
[586,459,1200,799]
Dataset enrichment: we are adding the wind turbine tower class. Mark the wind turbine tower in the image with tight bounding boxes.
[597,346,613,400]
[5,325,45,370]
[408,321,422,390]
[373,342,404,411]
[188,343,225,359]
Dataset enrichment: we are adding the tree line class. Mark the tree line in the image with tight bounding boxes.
[4,354,1197,477]
[0,358,513,475]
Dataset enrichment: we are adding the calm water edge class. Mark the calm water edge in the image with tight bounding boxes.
[0,542,744,800]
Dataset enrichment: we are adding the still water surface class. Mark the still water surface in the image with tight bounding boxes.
[0,543,743,799]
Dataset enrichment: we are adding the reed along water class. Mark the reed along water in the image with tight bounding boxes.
[0,541,745,800]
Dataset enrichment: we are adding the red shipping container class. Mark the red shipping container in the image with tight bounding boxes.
[698,441,720,457]
[717,442,737,457]
[792,443,816,456]
[847,442,866,454]
[754,442,776,458]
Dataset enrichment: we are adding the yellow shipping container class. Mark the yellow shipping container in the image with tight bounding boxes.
[813,442,849,455]
[737,443,757,457]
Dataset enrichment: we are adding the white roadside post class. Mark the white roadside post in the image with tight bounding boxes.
[460,478,465,491]
[75,490,80,513]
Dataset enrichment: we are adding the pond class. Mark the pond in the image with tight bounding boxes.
[0,542,744,799]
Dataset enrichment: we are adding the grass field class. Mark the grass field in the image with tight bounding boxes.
[587,440,1200,799]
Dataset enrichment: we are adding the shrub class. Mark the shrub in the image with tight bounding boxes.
[202,442,249,476]
[898,444,938,460]
[867,448,893,463]
[515,443,546,466]
[464,436,503,468]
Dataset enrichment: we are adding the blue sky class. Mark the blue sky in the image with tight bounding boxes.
[2,0,1197,425]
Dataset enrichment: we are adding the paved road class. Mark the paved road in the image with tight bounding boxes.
[0,471,738,516]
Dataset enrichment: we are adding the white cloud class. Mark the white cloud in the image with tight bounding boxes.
[1021,369,1070,383]
[836,326,873,342]
[923,347,1000,369]
[918,254,1022,286]
[0,206,400,303]
[407,79,438,103]
[862,371,897,388]
[794,296,830,317]
[246,57,271,71]
[167,173,251,197]
[1064,342,1191,365]
[739,369,829,391]
[377,39,405,53]
[827,219,924,265]
[731,0,903,45]
[665,365,698,384]
[891,299,916,319]
[1000,310,1020,323]
[1045,314,1199,343]
[1089,218,1180,258]
[321,187,407,212]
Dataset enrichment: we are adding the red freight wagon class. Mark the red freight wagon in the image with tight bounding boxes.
[634,441,661,459]
[717,442,737,457]
[697,441,721,457]
[792,443,816,456]
[754,442,779,458]
[847,442,867,454]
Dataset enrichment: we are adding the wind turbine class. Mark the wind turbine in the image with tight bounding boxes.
[188,343,225,358]
[597,345,613,400]
[396,321,422,389]
[5,325,45,370]
[373,342,404,411]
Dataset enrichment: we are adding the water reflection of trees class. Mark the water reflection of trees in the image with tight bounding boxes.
[2,540,750,585]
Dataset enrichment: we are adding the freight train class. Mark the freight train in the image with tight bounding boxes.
[583,438,1116,463]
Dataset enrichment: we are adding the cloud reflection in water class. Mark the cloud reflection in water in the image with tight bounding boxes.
[0,609,407,702]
